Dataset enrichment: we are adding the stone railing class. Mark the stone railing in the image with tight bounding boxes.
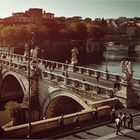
[3,105,111,139]
[0,50,140,89]
[42,70,114,100]
[39,58,140,88]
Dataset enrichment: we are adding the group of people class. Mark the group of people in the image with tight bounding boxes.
[59,113,80,130]
[111,107,133,135]
[58,107,98,130]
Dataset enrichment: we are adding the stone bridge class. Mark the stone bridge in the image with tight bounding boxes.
[0,51,139,124]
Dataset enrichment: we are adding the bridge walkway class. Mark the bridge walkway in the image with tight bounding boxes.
[46,67,140,91]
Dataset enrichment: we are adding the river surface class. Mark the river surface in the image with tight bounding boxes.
[85,44,140,78]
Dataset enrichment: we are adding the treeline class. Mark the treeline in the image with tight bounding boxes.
[0,22,107,45]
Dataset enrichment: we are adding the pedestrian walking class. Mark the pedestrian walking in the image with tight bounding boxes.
[59,114,64,129]
[121,113,127,128]
[110,107,116,123]
[115,117,121,135]
[92,107,98,120]
[96,72,100,81]
[118,112,122,127]
[128,113,133,129]
[74,114,80,128]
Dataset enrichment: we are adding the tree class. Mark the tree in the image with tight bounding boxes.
[4,101,27,126]
[5,101,21,119]
[68,22,88,40]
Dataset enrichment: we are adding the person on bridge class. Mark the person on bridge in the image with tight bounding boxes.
[59,114,64,129]
[110,107,116,123]
[96,72,100,81]
[92,107,98,120]
[127,113,133,129]
[121,113,127,128]
[115,117,121,135]
[74,114,80,129]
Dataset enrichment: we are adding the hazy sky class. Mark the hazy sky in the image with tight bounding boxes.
[0,0,139,19]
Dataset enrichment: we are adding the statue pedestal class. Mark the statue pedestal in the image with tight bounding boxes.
[116,81,138,108]
[68,64,75,72]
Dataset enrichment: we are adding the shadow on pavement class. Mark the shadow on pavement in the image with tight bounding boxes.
[120,132,137,139]
[84,131,100,137]
[72,134,86,139]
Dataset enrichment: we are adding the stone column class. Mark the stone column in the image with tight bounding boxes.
[64,76,69,85]
[68,64,75,72]
[116,81,138,108]
[56,74,60,82]
[29,69,40,121]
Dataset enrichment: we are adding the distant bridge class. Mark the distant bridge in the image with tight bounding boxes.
[103,35,140,53]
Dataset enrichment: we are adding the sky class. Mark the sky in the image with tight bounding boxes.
[0,0,139,19]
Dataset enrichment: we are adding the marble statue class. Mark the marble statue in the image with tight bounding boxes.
[23,43,29,58]
[121,60,133,81]
[71,47,78,65]
[30,46,39,62]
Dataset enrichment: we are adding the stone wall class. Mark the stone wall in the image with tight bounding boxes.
[3,105,111,138]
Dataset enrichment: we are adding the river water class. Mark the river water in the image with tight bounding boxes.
[85,44,140,78]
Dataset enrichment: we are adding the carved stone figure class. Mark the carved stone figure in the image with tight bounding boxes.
[121,60,133,81]
[30,46,39,62]
[23,43,29,58]
[71,47,78,65]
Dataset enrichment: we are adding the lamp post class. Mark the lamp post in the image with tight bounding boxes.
[41,49,44,60]
[27,32,35,139]
[41,49,44,62]
[65,60,68,76]
[105,56,108,73]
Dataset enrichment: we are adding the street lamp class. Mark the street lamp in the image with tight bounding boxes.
[41,49,44,60]
[105,56,108,73]
[65,60,68,76]
[27,32,35,139]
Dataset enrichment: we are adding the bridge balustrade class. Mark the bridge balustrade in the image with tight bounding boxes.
[0,51,139,89]
[0,51,122,82]
[43,70,113,100]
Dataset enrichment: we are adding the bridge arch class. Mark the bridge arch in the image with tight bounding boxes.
[0,70,28,106]
[42,89,90,118]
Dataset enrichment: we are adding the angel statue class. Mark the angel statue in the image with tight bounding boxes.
[121,60,133,81]
[23,43,29,58]
[30,46,39,62]
[71,47,78,65]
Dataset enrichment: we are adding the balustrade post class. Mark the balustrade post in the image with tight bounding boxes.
[105,72,109,80]
[96,86,100,94]
[87,69,91,76]
[115,75,119,81]
[82,82,88,90]
[64,76,68,85]
[48,72,53,80]
[79,68,83,74]
[62,64,65,70]
[56,74,60,82]
[55,62,59,69]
